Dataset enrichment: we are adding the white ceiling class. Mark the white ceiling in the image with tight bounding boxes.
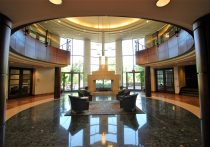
[38,17,166,42]
[0,0,210,31]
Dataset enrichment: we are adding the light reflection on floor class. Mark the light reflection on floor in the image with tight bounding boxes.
[5,92,201,147]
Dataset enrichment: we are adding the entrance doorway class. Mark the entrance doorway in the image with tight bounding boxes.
[155,68,174,92]
[62,72,82,91]
[125,71,144,91]
[9,68,33,98]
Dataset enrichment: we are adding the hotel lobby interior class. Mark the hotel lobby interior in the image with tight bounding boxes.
[1,0,210,147]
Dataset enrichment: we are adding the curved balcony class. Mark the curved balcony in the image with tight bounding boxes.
[10,30,70,66]
[136,30,194,66]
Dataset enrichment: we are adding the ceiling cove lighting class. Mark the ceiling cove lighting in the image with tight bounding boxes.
[156,0,170,7]
[49,0,62,5]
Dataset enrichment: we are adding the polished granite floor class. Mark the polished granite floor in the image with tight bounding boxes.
[5,92,201,147]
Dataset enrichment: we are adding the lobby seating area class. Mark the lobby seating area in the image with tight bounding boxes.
[116,89,131,100]
[119,93,138,112]
[69,95,89,113]
[5,92,201,147]
[78,90,93,101]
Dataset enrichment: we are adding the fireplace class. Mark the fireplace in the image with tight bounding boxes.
[87,56,120,94]
[95,80,112,91]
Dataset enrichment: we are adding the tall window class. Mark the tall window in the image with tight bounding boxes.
[122,39,145,88]
[61,38,84,91]
[91,42,101,72]
[90,42,116,72]
[105,42,116,71]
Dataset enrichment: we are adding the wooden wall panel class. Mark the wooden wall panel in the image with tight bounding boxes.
[10,30,70,65]
[136,30,194,65]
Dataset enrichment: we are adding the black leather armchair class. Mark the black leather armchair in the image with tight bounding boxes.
[116,89,130,100]
[119,94,138,112]
[69,95,89,113]
[78,90,92,101]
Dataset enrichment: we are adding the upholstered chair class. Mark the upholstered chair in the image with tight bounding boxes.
[119,94,138,112]
[116,89,131,100]
[78,90,92,101]
[69,95,89,113]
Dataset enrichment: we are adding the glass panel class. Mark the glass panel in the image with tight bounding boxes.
[80,73,84,89]
[122,40,134,55]
[10,75,19,80]
[23,70,30,74]
[72,56,83,72]
[135,72,141,90]
[127,72,134,90]
[123,72,126,88]
[91,65,99,72]
[23,79,30,85]
[91,49,101,57]
[22,85,30,94]
[72,74,79,90]
[91,57,99,65]
[165,69,174,92]
[64,74,71,91]
[9,85,19,96]
[10,80,19,85]
[123,56,134,71]
[157,70,164,91]
[105,49,115,57]
[108,65,115,71]
[23,75,30,79]
[10,69,20,74]
[108,57,115,64]
[72,40,84,56]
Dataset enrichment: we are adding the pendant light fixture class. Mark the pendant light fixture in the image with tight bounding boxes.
[156,0,170,7]
[49,0,62,5]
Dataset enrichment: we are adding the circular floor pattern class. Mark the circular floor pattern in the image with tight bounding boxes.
[5,94,201,147]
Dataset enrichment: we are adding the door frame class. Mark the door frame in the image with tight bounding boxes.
[155,68,175,93]
[8,67,33,99]
[62,71,81,92]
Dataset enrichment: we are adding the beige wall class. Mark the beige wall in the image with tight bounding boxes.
[178,66,186,88]
[150,67,156,92]
[33,68,55,95]
[174,66,186,94]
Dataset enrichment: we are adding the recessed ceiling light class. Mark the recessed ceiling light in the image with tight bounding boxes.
[156,0,170,7]
[146,20,150,23]
[58,20,61,23]
[49,0,62,5]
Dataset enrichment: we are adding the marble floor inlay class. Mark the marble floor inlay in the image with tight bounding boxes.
[5,93,201,147]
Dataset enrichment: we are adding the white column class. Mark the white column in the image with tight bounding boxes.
[115,39,123,85]
[83,39,91,87]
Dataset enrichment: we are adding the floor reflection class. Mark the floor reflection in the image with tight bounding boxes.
[68,114,146,147]
[5,92,201,147]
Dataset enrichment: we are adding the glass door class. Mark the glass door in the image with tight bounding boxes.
[62,72,81,92]
[125,71,144,91]
[155,68,174,92]
[126,72,134,90]
[165,69,174,92]
[72,72,80,91]
[9,68,32,98]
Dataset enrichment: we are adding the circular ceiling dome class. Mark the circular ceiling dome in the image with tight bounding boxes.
[39,16,165,42]
[65,16,142,31]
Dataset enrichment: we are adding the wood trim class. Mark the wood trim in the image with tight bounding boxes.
[136,30,194,66]
[10,30,70,65]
